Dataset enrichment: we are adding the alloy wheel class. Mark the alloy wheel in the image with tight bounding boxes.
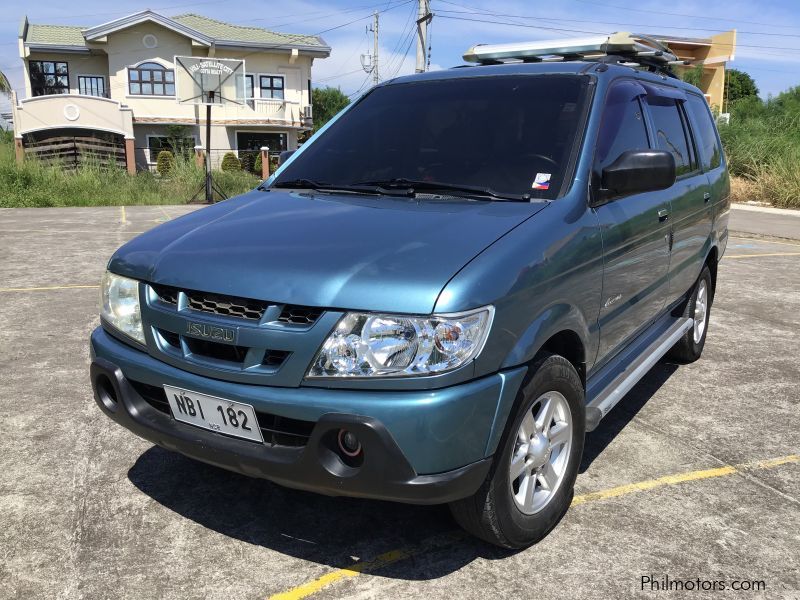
[509,391,573,515]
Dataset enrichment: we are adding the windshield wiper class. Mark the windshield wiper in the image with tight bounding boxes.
[353,178,530,202]
[269,178,411,197]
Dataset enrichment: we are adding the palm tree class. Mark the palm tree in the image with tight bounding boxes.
[0,70,10,95]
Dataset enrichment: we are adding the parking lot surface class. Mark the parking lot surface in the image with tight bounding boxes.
[1,205,798,600]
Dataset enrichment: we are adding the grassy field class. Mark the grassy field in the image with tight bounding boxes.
[719,86,800,208]
[0,132,260,208]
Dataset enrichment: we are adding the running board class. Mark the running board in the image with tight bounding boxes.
[585,317,693,431]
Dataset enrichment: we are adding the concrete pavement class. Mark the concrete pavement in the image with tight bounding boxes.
[0,205,797,600]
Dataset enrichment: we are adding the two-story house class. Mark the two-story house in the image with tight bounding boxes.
[11,10,330,172]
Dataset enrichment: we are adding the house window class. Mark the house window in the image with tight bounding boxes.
[240,74,255,109]
[29,61,69,96]
[259,75,284,100]
[147,134,196,163]
[237,131,287,153]
[129,62,175,96]
[78,76,106,98]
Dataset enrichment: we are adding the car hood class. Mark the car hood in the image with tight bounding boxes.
[110,189,547,314]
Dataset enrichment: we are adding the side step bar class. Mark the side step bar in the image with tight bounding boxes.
[585,317,693,431]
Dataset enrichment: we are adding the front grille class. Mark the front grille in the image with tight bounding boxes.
[151,284,178,305]
[151,283,323,327]
[129,379,314,447]
[263,350,291,367]
[278,305,323,325]
[155,327,290,371]
[184,336,249,363]
[186,290,268,321]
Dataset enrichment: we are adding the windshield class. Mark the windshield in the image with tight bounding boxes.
[274,74,590,199]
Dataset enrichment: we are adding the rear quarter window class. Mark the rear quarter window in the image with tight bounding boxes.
[685,94,722,170]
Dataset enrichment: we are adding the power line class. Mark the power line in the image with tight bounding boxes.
[435,3,800,38]
[436,14,800,53]
[571,0,800,30]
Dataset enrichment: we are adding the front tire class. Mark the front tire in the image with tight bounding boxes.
[449,353,585,548]
[668,265,712,363]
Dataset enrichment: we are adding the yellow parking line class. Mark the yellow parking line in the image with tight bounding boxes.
[0,284,99,293]
[0,229,145,235]
[120,205,127,224]
[157,205,172,220]
[725,252,800,259]
[268,454,799,600]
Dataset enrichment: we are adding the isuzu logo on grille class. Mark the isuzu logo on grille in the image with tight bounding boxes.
[185,322,237,343]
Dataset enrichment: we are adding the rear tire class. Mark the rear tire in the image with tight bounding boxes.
[668,265,712,363]
[449,353,585,548]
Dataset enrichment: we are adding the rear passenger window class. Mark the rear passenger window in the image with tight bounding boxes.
[646,97,694,176]
[685,94,722,170]
[595,83,650,173]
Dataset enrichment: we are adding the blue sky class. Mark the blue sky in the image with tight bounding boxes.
[2,0,799,112]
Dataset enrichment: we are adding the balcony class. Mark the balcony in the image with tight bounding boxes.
[12,92,134,138]
[216,98,311,128]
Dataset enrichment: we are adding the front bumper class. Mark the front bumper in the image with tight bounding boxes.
[90,327,527,504]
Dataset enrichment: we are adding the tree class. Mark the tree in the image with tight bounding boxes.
[311,86,350,132]
[679,64,704,88]
[164,124,193,160]
[156,150,175,176]
[725,69,759,105]
[0,70,10,95]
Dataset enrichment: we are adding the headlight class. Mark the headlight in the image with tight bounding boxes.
[100,271,145,345]
[308,306,494,378]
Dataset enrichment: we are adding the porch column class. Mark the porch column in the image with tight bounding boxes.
[124,138,136,175]
[14,137,24,165]
[194,145,205,169]
[260,146,270,179]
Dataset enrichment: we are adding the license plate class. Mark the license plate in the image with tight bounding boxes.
[163,385,263,443]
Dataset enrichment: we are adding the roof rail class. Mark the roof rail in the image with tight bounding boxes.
[463,32,682,76]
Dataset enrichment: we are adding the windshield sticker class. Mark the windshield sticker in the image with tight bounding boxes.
[532,173,551,190]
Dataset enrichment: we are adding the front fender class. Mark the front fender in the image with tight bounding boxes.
[500,302,590,370]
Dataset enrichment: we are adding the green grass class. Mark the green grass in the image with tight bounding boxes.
[718,86,800,208]
[0,132,260,208]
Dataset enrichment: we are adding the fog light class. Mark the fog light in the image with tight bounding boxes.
[337,429,362,457]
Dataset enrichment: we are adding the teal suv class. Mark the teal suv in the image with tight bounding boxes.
[91,58,729,547]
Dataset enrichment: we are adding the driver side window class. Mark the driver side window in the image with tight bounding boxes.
[595,83,650,174]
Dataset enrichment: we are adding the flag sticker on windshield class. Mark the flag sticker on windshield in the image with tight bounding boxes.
[532,173,551,190]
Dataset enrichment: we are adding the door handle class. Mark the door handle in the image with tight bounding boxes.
[658,209,670,222]
[703,192,711,203]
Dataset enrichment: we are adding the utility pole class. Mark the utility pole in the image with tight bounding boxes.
[372,11,380,85]
[415,0,432,73]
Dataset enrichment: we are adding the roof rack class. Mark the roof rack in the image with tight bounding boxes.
[463,32,683,77]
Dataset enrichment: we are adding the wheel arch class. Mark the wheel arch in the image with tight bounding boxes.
[705,244,719,304]
[487,308,589,458]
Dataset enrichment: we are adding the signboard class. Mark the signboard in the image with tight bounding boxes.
[174,56,245,105]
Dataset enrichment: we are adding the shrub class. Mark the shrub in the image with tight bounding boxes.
[221,152,241,172]
[718,85,800,208]
[156,150,175,176]
[239,150,256,173]
[253,151,263,175]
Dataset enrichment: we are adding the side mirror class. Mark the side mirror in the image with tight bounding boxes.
[596,149,676,204]
[278,150,296,166]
